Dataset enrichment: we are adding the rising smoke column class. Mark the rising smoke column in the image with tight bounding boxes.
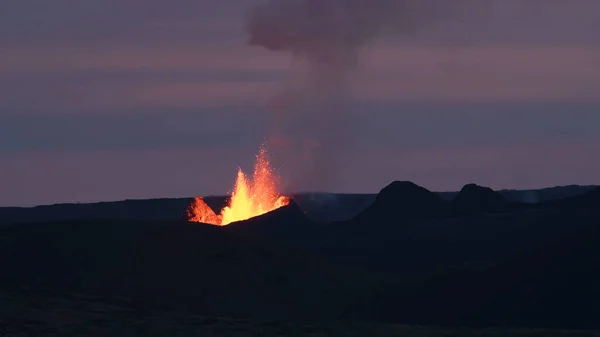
[246,0,414,192]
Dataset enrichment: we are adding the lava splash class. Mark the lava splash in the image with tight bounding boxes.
[186,146,290,226]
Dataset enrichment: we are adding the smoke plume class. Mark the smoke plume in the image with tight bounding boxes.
[246,0,429,192]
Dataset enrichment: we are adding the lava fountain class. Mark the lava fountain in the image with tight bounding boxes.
[186,146,290,226]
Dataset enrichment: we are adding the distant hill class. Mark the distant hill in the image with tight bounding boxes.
[351,181,447,226]
[0,198,195,224]
[437,184,597,203]
[451,183,509,215]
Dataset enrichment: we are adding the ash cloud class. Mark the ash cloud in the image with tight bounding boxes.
[246,0,587,192]
[245,0,433,192]
[247,0,405,65]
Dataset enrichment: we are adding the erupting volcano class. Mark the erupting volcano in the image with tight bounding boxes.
[186,146,290,226]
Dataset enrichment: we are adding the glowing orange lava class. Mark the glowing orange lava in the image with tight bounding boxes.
[185,146,290,226]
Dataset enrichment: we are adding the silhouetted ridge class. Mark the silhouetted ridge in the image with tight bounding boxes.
[544,186,600,210]
[452,183,508,215]
[225,199,319,239]
[352,181,446,225]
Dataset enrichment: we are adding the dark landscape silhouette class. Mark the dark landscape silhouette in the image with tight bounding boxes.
[1,182,599,335]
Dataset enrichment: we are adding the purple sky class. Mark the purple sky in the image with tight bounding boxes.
[1,0,600,206]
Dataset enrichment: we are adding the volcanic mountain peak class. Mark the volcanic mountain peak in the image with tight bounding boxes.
[225,199,319,239]
[460,183,494,192]
[452,183,508,215]
[376,181,443,207]
[349,181,446,226]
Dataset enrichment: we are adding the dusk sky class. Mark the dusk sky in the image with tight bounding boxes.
[1,0,599,206]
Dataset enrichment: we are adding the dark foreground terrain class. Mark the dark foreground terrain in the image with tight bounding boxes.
[4,288,600,337]
[1,183,599,335]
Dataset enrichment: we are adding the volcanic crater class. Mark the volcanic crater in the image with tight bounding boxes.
[185,145,291,226]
